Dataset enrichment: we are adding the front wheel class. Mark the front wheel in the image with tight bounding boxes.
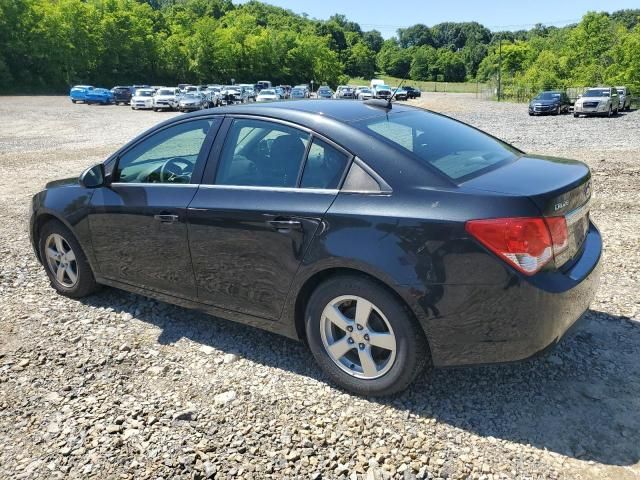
[38,220,99,298]
[305,275,430,396]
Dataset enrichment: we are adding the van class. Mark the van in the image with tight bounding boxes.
[370,79,384,90]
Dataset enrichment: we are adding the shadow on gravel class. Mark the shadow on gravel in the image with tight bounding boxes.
[81,290,639,466]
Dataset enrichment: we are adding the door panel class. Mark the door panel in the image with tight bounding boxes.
[89,185,199,298]
[188,187,336,319]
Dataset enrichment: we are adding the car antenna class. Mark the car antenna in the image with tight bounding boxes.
[388,72,410,108]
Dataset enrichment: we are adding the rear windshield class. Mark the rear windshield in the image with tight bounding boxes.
[353,110,519,181]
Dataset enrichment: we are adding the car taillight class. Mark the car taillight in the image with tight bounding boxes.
[465,216,569,275]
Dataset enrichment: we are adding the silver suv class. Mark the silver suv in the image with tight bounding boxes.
[574,87,620,118]
[616,86,632,111]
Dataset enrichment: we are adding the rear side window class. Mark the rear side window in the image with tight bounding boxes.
[215,119,310,187]
[353,110,518,181]
[301,138,349,189]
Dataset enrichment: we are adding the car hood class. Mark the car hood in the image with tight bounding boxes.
[460,154,590,214]
[45,176,79,189]
[133,96,153,101]
[578,96,608,102]
[155,95,176,100]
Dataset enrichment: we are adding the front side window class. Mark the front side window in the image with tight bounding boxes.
[215,119,310,187]
[117,119,213,184]
[354,110,518,182]
[301,138,350,189]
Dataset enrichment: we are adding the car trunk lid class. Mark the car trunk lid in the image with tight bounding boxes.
[462,154,592,269]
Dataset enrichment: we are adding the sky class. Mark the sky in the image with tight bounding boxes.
[236,0,640,37]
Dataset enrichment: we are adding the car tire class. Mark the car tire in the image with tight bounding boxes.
[71,99,77,104]
[607,106,612,117]
[554,106,560,115]
[38,219,99,299]
[305,275,430,396]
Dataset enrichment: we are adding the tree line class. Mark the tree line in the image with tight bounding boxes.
[0,0,638,93]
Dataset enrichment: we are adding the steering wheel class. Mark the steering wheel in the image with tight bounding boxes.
[159,157,192,183]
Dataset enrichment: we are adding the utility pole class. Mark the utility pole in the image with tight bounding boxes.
[497,36,502,102]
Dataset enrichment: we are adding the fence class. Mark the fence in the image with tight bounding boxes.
[478,80,640,107]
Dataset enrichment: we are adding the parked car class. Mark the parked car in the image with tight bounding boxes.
[238,84,257,101]
[131,84,151,94]
[403,86,421,99]
[335,86,356,99]
[290,88,306,99]
[130,88,156,110]
[85,88,114,105]
[112,86,132,105]
[277,85,292,98]
[373,84,393,100]
[317,86,334,99]
[294,85,310,98]
[574,87,620,117]
[528,91,571,115]
[153,88,180,111]
[256,80,272,91]
[256,89,279,102]
[393,87,408,101]
[616,86,632,111]
[30,100,600,396]
[357,88,373,100]
[177,92,206,112]
[204,87,222,107]
[69,85,94,103]
[220,86,246,105]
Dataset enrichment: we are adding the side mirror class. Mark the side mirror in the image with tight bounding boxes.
[79,163,106,188]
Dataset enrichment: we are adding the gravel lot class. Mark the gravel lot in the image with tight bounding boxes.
[0,95,638,480]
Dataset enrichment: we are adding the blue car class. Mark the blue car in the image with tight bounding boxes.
[69,85,94,103]
[85,88,114,105]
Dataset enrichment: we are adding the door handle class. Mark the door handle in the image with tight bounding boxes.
[154,214,179,223]
[268,219,303,231]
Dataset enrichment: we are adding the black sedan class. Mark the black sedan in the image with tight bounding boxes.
[528,91,571,115]
[30,100,601,396]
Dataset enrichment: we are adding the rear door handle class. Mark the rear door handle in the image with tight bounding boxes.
[154,214,179,223]
[268,219,303,231]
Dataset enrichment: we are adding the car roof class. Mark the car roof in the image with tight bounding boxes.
[181,99,417,125]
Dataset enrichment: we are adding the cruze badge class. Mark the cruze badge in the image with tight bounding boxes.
[554,200,570,211]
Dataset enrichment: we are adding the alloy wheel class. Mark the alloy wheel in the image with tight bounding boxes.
[320,295,397,379]
[44,233,78,288]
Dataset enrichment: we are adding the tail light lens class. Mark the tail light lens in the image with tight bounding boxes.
[466,216,569,275]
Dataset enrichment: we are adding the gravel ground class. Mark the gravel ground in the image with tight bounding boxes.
[0,95,638,480]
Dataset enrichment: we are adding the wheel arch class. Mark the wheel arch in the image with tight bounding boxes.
[291,266,433,361]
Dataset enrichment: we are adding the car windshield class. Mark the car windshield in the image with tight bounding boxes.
[617,89,625,94]
[360,88,371,93]
[157,89,174,95]
[184,93,200,98]
[584,89,609,97]
[137,90,154,97]
[353,110,519,182]
[260,89,276,95]
[292,89,303,95]
[319,88,331,92]
[535,92,561,100]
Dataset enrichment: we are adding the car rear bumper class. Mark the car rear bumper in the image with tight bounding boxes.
[414,222,602,367]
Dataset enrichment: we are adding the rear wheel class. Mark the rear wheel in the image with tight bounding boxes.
[38,220,98,298]
[607,106,612,117]
[305,275,429,396]
[71,99,77,104]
